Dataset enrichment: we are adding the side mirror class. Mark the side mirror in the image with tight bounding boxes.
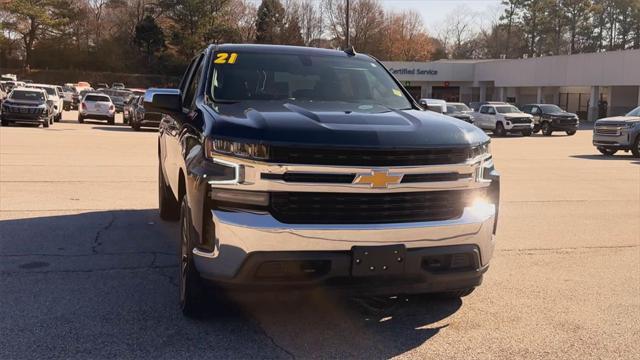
[144,88,181,114]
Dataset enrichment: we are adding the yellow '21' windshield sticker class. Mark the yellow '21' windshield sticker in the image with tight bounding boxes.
[392,89,403,97]
[214,53,238,64]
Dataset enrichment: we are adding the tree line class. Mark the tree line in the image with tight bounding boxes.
[438,0,640,59]
[1,0,639,76]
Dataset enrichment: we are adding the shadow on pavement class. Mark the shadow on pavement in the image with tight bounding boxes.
[92,125,157,132]
[571,154,638,162]
[0,209,462,358]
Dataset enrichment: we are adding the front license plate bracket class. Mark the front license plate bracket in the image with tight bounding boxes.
[351,244,406,277]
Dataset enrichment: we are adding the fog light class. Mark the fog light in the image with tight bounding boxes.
[211,189,269,206]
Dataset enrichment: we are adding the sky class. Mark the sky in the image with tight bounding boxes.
[379,0,504,31]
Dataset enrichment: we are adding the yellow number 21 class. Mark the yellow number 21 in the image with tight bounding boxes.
[214,53,238,64]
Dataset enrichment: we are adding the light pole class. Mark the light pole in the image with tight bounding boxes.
[345,0,350,48]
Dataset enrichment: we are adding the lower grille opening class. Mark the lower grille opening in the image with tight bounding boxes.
[421,253,475,273]
[255,260,331,280]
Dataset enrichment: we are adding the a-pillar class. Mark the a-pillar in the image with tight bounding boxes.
[588,86,600,122]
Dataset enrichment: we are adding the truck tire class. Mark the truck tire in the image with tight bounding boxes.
[494,123,506,137]
[1,119,9,127]
[43,119,49,128]
[54,113,60,122]
[132,119,141,131]
[541,122,552,136]
[597,147,617,156]
[521,129,532,137]
[566,130,576,136]
[632,136,640,158]
[179,196,205,317]
[532,124,541,133]
[78,115,84,123]
[108,116,115,125]
[159,164,180,221]
[434,287,475,299]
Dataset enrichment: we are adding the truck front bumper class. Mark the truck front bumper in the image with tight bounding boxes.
[193,203,496,295]
[593,131,633,149]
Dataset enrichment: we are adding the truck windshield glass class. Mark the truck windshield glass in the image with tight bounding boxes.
[446,104,470,112]
[10,90,44,101]
[495,105,521,113]
[626,106,640,117]
[540,105,562,112]
[36,87,56,96]
[210,52,412,111]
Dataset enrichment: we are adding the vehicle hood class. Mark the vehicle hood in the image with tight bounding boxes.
[3,99,45,106]
[204,101,489,147]
[546,111,577,118]
[503,113,532,118]
[596,116,640,125]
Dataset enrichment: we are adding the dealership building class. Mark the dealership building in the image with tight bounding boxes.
[384,49,640,121]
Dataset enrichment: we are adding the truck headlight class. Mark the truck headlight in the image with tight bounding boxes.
[206,138,269,161]
[624,121,639,128]
[469,141,491,159]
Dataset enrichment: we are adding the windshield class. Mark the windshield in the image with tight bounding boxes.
[446,104,470,113]
[626,106,640,117]
[10,90,45,101]
[210,52,412,111]
[540,105,563,113]
[37,87,56,96]
[496,105,521,113]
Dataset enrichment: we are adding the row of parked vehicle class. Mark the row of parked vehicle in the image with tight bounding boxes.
[0,80,161,131]
[418,99,580,137]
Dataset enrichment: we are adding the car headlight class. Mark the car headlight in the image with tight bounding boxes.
[624,121,639,128]
[469,141,491,159]
[206,138,269,161]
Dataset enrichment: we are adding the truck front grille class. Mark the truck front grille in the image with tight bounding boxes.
[595,127,621,136]
[509,118,532,124]
[4,106,44,114]
[268,146,471,166]
[270,190,471,224]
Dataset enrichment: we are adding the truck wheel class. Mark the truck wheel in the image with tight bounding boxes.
[1,119,9,127]
[597,147,617,156]
[435,287,475,299]
[108,116,115,125]
[541,122,552,136]
[632,136,640,158]
[43,119,49,128]
[159,164,180,221]
[494,123,506,137]
[132,120,141,131]
[521,129,532,137]
[54,113,60,122]
[566,130,576,136]
[179,196,205,317]
[78,115,84,123]
[532,124,540,133]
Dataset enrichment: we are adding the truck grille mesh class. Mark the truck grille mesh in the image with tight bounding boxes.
[270,190,471,224]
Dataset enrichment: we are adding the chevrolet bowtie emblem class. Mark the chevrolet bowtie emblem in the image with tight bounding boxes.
[353,170,403,188]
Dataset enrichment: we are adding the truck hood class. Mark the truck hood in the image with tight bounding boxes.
[546,111,577,118]
[596,116,640,125]
[3,99,45,106]
[204,101,489,147]
[503,112,532,118]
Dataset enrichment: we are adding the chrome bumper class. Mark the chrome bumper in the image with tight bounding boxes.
[193,202,497,280]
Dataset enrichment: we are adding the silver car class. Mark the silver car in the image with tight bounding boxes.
[78,93,116,125]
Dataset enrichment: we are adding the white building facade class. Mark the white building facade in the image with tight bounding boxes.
[384,49,640,121]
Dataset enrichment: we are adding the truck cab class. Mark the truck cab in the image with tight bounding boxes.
[148,44,500,316]
[474,104,534,136]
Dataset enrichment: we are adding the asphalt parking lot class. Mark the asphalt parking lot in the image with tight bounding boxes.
[1,111,639,359]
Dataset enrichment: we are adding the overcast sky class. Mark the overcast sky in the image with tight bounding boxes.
[379,0,504,31]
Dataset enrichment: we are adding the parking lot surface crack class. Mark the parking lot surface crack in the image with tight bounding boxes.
[91,212,116,254]
[247,314,296,359]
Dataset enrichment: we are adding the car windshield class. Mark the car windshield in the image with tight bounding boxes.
[626,106,640,117]
[84,95,110,102]
[446,104,470,113]
[10,90,45,101]
[540,105,563,113]
[37,87,56,96]
[495,105,521,113]
[210,51,412,112]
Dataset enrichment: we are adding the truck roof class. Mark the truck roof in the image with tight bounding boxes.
[207,44,370,60]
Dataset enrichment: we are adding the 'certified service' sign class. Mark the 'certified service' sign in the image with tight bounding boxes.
[389,68,438,76]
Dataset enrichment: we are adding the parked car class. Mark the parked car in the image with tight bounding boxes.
[473,103,534,136]
[78,93,116,124]
[95,83,109,89]
[520,104,579,136]
[148,44,500,317]
[62,85,78,110]
[130,93,161,131]
[30,84,64,122]
[112,82,125,89]
[471,101,507,112]
[100,88,132,112]
[418,98,446,113]
[123,95,139,125]
[1,87,53,127]
[445,102,474,123]
[592,106,640,157]
[0,83,7,102]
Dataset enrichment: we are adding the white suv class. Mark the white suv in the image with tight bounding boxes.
[31,84,64,122]
[78,93,115,124]
[474,104,534,136]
